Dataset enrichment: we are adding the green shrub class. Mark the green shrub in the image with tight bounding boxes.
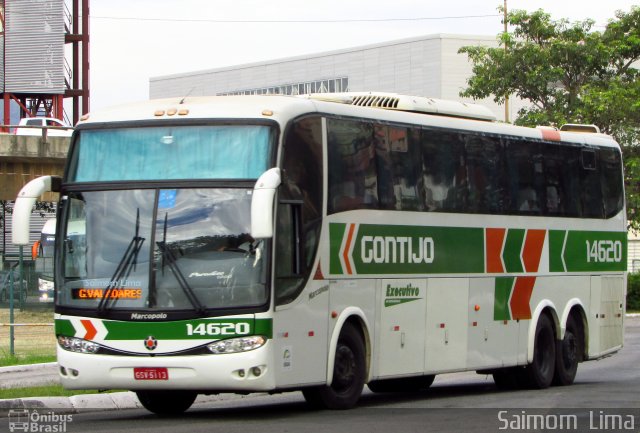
[628,273,640,312]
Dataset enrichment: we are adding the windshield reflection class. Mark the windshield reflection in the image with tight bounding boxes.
[58,188,268,313]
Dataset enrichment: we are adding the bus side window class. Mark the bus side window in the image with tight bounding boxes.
[559,145,582,217]
[376,125,423,211]
[420,129,464,212]
[327,119,378,213]
[465,134,505,214]
[275,116,323,305]
[581,148,604,218]
[373,125,396,210]
[600,148,624,218]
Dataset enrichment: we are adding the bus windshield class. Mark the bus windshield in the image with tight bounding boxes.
[58,123,275,314]
[57,188,268,312]
[68,125,272,182]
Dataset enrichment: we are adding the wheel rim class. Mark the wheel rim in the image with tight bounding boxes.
[333,344,357,394]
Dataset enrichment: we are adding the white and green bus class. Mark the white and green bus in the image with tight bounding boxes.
[12,93,627,414]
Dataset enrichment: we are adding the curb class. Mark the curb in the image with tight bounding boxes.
[0,391,142,417]
[0,362,57,374]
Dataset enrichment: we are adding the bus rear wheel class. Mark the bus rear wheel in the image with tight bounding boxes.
[302,323,366,409]
[553,314,581,386]
[523,313,556,389]
[136,390,198,415]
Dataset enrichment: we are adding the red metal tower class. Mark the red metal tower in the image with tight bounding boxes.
[0,0,89,129]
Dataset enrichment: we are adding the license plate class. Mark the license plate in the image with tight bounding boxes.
[133,367,169,380]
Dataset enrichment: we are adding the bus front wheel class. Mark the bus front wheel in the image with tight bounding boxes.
[136,390,198,415]
[302,323,366,409]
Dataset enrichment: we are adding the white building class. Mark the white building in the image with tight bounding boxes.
[630,231,640,273]
[150,33,527,122]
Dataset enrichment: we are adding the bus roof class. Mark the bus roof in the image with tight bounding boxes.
[77,94,620,149]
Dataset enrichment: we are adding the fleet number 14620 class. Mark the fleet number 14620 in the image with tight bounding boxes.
[586,240,623,263]
[186,322,250,336]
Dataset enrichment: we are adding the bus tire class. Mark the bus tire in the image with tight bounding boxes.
[553,314,580,386]
[524,313,556,389]
[368,375,435,393]
[302,323,366,409]
[136,390,197,415]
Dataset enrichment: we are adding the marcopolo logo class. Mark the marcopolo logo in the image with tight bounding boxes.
[8,409,72,432]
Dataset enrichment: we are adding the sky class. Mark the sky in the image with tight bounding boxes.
[87,0,639,112]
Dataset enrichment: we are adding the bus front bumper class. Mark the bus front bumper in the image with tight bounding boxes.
[56,342,275,392]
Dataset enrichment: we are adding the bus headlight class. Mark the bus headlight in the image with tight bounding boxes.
[207,336,266,354]
[38,279,54,292]
[57,336,100,354]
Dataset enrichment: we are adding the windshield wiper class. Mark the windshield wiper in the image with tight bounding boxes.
[155,240,206,315]
[98,209,145,313]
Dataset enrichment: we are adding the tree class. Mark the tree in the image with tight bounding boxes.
[459,7,640,229]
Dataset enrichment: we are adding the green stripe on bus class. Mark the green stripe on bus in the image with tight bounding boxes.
[549,230,567,272]
[549,230,627,272]
[335,223,485,275]
[502,229,525,273]
[105,318,273,340]
[329,223,347,274]
[55,318,273,340]
[494,277,514,321]
[55,319,75,336]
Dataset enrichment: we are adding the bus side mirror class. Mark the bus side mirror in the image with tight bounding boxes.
[251,168,281,239]
[12,176,61,245]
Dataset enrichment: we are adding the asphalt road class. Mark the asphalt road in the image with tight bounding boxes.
[4,317,639,433]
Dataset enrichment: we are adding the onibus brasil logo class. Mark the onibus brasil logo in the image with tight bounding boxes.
[8,409,72,432]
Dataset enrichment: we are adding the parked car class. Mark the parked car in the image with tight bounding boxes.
[15,117,73,137]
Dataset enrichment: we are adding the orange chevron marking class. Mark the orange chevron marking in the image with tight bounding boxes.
[510,277,535,320]
[343,224,356,275]
[81,319,97,340]
[313,262,324,280]
[485,228,506,273]
[522,230,546,273]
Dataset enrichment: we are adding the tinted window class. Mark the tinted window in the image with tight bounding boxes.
[275,116,323,305]
[327,119,378,213]
[326,117,624,219]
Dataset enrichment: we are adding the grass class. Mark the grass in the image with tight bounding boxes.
[0,308,56,359]
[0,353,56,367]
[0,385,119,400]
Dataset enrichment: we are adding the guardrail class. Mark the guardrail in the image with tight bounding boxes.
[2,124,73,139]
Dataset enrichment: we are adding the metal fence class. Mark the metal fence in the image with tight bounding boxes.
[0,321,56,358]
[0,262,55,358]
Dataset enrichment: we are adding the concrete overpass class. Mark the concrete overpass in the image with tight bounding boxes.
[0,133,70,201]
[1,133,68,264]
